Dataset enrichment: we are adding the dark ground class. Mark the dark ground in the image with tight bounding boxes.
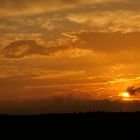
[0,112,140,126]
[0,112,140,136]
[0,112,140,140]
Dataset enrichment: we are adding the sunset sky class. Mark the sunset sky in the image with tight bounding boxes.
[1,0,140,114]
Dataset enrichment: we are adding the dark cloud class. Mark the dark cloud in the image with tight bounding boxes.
[0,0,89,17]
[72,32,140,52]
[1,40,46,58]
[127,86,140,95]
[1,40,69,58]
[91,0,140,11]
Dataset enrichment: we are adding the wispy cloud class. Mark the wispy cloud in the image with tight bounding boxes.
[67,11,140,33]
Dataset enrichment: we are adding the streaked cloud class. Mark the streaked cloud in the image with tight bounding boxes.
[67,11,140,33]
[1,0,140,17]
[0,0,111,17]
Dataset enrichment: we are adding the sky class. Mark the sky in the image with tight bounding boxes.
[1,0,140,114]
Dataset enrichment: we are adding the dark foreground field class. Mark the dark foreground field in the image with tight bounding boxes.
[0,112,140,126]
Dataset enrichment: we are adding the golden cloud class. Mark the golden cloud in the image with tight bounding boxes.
[2,31,140,59]
[67,11,140,33]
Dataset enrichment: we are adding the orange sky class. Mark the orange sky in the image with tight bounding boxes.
[0,0,140,114]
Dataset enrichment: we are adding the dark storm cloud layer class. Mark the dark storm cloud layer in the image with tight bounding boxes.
[72,32,140,52]
[1,40,69,58]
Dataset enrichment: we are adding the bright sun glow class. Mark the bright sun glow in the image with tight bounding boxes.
[119,92,130,98]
